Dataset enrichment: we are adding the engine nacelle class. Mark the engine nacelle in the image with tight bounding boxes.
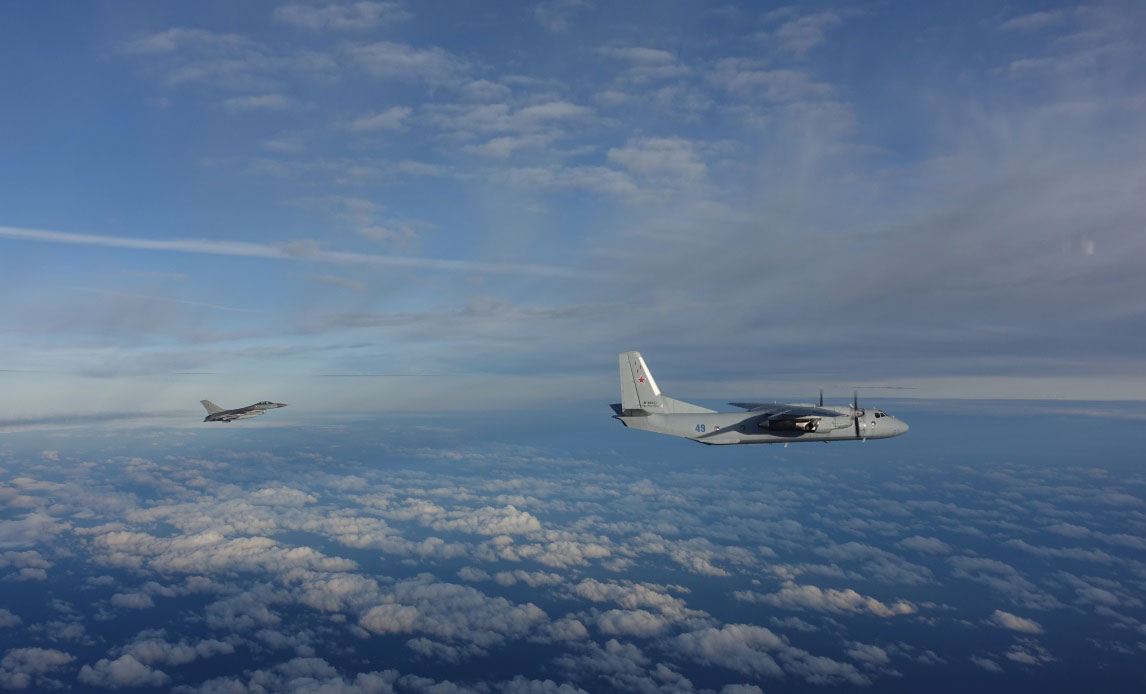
[762,418,821,432]
[762,416,852,432]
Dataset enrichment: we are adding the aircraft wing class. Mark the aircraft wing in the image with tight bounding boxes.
[728,403,844,419]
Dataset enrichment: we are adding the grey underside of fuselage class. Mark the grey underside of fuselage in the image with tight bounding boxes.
[616,412,860,445]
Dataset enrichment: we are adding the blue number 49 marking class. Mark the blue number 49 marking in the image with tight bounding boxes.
[695,424,706,433]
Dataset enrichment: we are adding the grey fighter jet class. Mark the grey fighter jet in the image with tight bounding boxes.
[201,400,287,422]
[611,351,908,445]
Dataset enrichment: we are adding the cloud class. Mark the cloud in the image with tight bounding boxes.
[769,11,844,56]
[222,93,293,113]
[568,578,697,623]
[0,648,74,684]
[344,41,468,84]
[896,535,953,554]
[534,0,589,33]
[735,582,916,617]
[769,616,816,632]
[988,609,1044,634]
[90,528,357,574]
[273,2,412,31]
[0,226,580,278]
[0,610,20,628]
[971,655,1003,673]
[119,28,284,92]
[607,138,707,186]
[306,274,365,291]
[111,592,155,609]
[709,60,832,102]
[120,633,235,666]
[120,28,252,56]
[153,657,404,693]
[78,654,170,688]
[1005,640,1055,666]
[947,556,1062,610]
[501,676,589,694]
[249,486,317,506]
[676,624,869,685]
[0,512,69,550]
[358,575,549,651]
[595,609,669,637]
[998,10,1066,32]
[429,505,542,535]
[493,570,564,587]
[344,106,412,131]
[359,603,420,634]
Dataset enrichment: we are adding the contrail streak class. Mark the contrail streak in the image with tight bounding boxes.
[0,226,584,278]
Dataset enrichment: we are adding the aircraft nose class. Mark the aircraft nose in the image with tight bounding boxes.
[893,418,909,436]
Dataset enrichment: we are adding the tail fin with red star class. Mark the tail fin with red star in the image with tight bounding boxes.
[617,351,714,415]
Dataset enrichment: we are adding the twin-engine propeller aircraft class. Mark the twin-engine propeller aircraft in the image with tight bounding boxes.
[201,400,287,423]
[610,351,908,445]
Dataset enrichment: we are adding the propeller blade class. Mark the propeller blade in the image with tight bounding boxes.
[854,390,861,439]
[819,389,824,407]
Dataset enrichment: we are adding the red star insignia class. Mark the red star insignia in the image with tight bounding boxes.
[638,377,645,383]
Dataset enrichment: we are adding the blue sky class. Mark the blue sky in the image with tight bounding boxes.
[2,1,1146,420]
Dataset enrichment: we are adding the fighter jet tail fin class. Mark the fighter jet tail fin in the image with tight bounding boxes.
[618,351,714,415]
[200,400,225,415]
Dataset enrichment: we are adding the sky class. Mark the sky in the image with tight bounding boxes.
[2,0,1146,421]
[3,4,1146,691]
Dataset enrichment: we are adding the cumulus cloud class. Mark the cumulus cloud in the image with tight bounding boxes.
[845,642,890,666]
[989,609,1044,634]
[0,648,74,689]
[249,486,318,506]
[359,603,420,634]
[78,654,169,688]
[119,632,235,666]
[595,609,669,637]
[429,505,542,535]
[90,529,357,574]
[111,592,155,609]
[0,512,69,550]
[676,624,869,685]
[457,566,491,582]
[947,556,1061,610]
[735,582,916,617]
[358,575,548,652]
[183,657,404,693]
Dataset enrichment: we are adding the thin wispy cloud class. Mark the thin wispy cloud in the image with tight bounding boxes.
[0,226,585,278]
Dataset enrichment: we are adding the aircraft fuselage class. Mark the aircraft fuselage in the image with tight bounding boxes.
[615,408,907,445]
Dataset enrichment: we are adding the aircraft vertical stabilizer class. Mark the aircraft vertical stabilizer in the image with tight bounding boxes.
[620,351,663,412]
[201,400,225,415]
